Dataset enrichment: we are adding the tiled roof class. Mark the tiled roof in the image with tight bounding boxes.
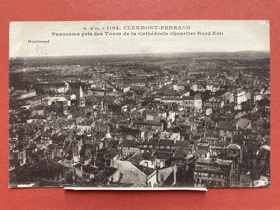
[158,139,174,146]
[120,140,140,148]
[132,164,155,176]
[153,151,173,159]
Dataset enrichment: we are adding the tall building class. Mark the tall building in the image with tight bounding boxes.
[78,86,85,107]
[238,69,243,87]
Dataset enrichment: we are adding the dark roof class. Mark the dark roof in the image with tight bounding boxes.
[195,150,208,155]
[153,151,173,159]
[120,140,140,148]
[27,94,50,102]
[158,139,174,146]
[254,129,270,136]
[93,167,118,184]
[173,147,191,159]
[132,164,155,176]
[141,138,158,146]
[174,141,191,148]
[10,158,67,182]
[109,139,119,148]
[232,134,244,143]
[47,143,63,150]
[104,150,118,159]
[74,163,97,174]
[133,120,162,126]
[128,153,144,164]
[142,152,155,161]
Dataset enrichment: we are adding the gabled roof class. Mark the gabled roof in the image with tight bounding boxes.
[141,138,158,146]
[173,147,191,159]
[128,153,144,164]
[108,139,119,148]
[153,151,173,159]
[195,150,209,155]
[132,120,162,126]
[132,164,155,176]
[236,118,251,130]
[174,141,191,148]
[120,140,140,148]
[158,139,174,146]
[142,152,155,161]
[104,149,118,160]
[93,167,118,184]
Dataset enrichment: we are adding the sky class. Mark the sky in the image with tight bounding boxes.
[9,20,270,58]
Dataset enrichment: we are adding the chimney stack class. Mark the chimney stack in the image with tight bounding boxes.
[172,164,177,186]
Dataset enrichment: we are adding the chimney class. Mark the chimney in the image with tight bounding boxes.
[172,164,177,186]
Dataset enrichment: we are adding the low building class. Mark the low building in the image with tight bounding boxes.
[194,158,234,187]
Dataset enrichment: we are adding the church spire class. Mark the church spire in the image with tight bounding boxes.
[78,85,85,107]
[79,85,84,98]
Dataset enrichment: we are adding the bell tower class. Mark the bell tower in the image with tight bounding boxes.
[238,69,243,87]
[78,86,85,107]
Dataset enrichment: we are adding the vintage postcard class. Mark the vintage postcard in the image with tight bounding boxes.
[9,20,270,189]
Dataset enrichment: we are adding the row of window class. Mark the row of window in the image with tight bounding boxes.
[123,147,138,150]
[142,145,153,148]
[195,172,224,179]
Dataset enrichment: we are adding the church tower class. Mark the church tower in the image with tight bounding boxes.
[78,86,85,107]
[238,69,243,87]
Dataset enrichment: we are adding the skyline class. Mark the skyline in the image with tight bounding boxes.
[9,50,270,59]
[10,20,270,58]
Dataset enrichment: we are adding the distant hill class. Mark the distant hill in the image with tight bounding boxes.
[9,51,270,68]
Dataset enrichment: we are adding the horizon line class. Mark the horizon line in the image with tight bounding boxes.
[9,50,270,59]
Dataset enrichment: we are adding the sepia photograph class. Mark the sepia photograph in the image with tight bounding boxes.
[9,20,270,189]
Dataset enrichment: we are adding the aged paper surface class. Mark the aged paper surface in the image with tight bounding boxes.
[9,21,270,189]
